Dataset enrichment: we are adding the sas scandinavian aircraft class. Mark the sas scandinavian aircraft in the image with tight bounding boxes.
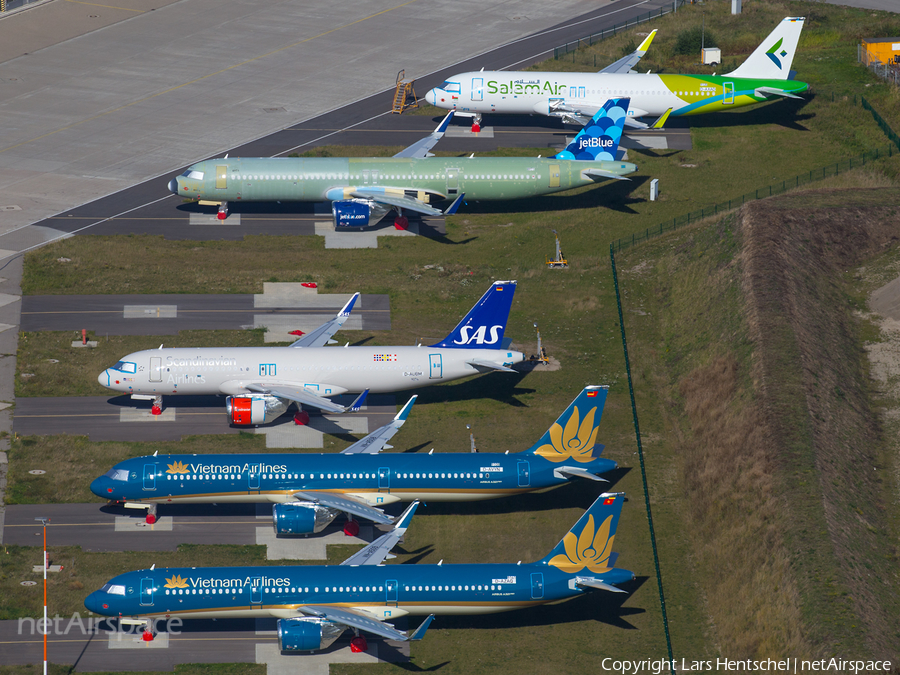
[84,492,633,652]
[425,17,807,129]
[90,387,616,534]
[98,281,525,426]
[167,99,636,227]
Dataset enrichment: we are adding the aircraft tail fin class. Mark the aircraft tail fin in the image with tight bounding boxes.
[429,281,517,349]
[524,386,608,461]
[536,492,624,571]
[553,98,629,162]
[725,17,805,80]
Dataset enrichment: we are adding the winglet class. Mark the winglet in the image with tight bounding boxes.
[339,292,360,318]
[637,29,657,54]
[444,192,465,215]
[409,615,435,641]
[435,111,455,134]
[348,389,369,412]
[395,395,417,422]
[651,107,673,129]
[393,500,419,529]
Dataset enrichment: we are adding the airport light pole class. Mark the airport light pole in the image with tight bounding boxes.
[35,517,50,675]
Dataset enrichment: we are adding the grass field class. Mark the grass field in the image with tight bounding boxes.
[5,1,900,673]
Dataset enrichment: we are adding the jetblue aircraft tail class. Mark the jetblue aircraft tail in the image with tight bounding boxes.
[553,98,629,162]
[524,386,607,462]
[536,492,625,573]
[429,280,517,349]
[725,17,805,80]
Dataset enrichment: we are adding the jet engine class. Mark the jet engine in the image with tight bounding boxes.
[331,199,389,228]
[225,395,289,426]
[273,502,341,535]
[277,617,346,652]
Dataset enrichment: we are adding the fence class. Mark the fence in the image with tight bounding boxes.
[553,0,688,60]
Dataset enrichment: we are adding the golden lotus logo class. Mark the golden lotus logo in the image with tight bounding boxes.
[166,461,190,474]
[164,574,189,589]
[534,405,598,463]
[548,514,615,573]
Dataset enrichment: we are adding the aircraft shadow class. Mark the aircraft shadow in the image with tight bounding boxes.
[405,371,535,408]
[684,95,813,131]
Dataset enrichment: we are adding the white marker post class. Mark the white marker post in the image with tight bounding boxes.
[35,517,50,675]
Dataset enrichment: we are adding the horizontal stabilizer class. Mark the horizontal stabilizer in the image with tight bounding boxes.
[582,168,631,182]
[467,358,516,373]
[754,86,803,100]
[575,577,628,593]
[553,465,609,482]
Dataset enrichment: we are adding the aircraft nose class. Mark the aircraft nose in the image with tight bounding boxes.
[90,475,113,499]
[98,369,111,388]
[84,590,109,615]
[424,88,436,105]
[167,178,178,195]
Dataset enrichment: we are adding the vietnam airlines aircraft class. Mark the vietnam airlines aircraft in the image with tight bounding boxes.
[98,281,525,425]
[167,99,636,227]
[84,492,633,652]
[425,17,807,129]
[91,387,616,533]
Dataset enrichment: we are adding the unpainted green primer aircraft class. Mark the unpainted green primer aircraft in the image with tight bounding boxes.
[168,99,636,228]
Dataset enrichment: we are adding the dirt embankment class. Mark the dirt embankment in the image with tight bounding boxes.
[737,188,900,657]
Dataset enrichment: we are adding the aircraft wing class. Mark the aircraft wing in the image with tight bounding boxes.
[289,293,359,347]
[298,606,434,642]
[342,395,416,454]
[243,383,347,413]
[392,112,454,159]
[291,491,394,525]
[341,501,419,566]
[754,86,803,100]
[599,29,657,74]
[350,190,443,217]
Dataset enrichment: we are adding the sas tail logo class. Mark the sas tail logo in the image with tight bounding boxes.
[167,461,190,474]
[165,574,190,589]
[453,324,503,346]
[766,38,788,69]
[534,405,599,463]
[548,513,615,573]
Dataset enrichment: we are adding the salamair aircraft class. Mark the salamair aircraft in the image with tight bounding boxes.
[167,99,636,227]
[98,281,524,426]
[90,387,616,533]
[84,492,633,652]
[425,17,807,129]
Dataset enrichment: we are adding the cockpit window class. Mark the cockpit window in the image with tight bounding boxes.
[439,81,461,94]
[101,583,126,596]
[112,361,137,374]
[105,468,129,482]
[180,170,204,180]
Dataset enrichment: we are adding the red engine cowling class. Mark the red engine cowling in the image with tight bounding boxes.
[225,395,288,426]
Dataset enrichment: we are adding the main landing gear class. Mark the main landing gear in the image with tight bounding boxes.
[217,202,229,220]
[471,113,483,133]
[150,395,163,416]
[394,208,409,230]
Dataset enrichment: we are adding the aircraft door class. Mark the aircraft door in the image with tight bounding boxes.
[549,164,560,188]
[142,464,156,491]
[248,469,260,491]
[378,467,390,491]
[724,82,734,105]
[386,579,398,606]
[371,170,380,185]
[517,460,530,487]
[530,573,544,599]
[446,168,459,196]
[251,577,262,604]
[471,77,484,101]
[428,354,443,379]
[140,577,155,606]
[216,165,228,190]
[150,356,162,382]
